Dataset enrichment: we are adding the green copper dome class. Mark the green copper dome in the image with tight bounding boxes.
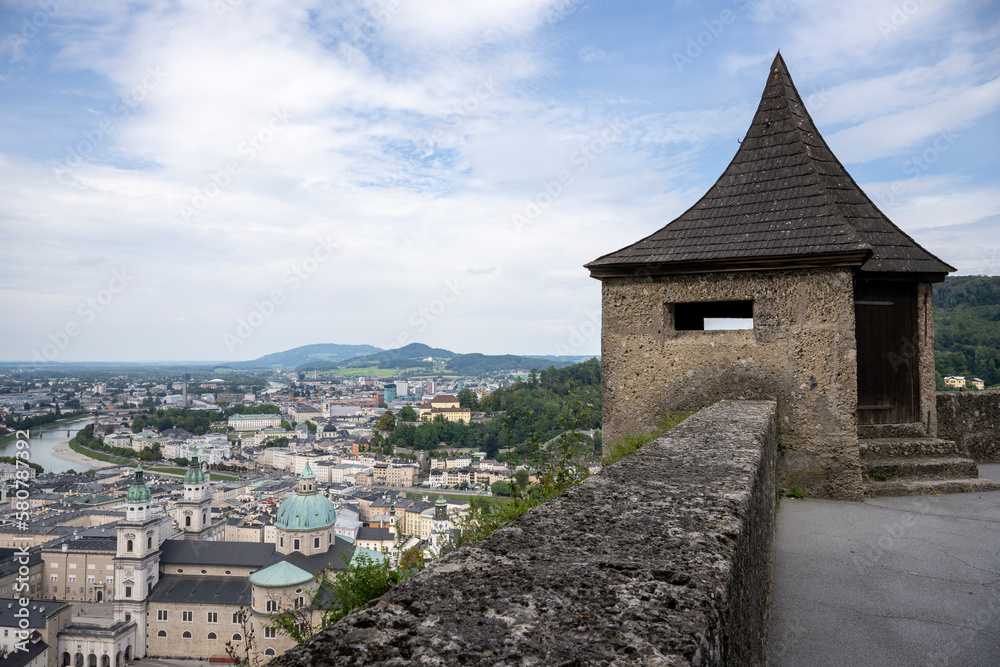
[274,463,336,531]
[249,560,313,588]
[184,455,206,485]
[126,465,152,504]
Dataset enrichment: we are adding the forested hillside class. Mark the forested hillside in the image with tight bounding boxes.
[383,358,601,457]
[933,275,1000,387]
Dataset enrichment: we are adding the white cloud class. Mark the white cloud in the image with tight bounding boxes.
[0,0,997,361]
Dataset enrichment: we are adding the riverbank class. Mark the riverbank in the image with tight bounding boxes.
[51,436,117,470]
[0,413,91,447]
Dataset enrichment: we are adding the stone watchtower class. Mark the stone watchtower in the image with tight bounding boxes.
[587,52,959,500]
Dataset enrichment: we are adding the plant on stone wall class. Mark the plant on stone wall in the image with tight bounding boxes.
[601,412,691,467]
[776,487,805,500]
[456,394,596,548]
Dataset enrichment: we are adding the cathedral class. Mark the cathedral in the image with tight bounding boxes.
[57,459,369,666]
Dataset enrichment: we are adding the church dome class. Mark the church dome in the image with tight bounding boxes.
[274,461,336,531]
[184,455,206,485]
[126,465,152,504]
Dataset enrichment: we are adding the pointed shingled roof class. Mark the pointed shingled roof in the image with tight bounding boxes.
[587,52,954,279]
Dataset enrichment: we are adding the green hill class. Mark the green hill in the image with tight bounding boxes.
[231,343,382,369]
[336,343,455,369]
[446,353,575,374]
[933,275,1000,387]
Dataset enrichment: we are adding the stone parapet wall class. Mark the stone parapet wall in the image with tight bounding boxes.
[937,390,1000,462]
[270,400,777,667]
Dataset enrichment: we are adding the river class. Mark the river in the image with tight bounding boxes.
[0,418,96,474]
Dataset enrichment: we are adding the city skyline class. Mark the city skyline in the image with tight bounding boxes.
[2,0,998,362]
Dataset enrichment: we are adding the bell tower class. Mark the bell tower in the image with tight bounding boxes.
[113,465,160,658]
[176,455,214,538]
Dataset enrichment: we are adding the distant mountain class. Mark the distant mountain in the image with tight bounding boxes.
[231,343,383,369]
[336,343,456,369]
[446,353,576,374]
[292,343,586,374]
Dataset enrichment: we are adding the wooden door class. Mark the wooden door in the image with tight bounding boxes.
[855,280,919,425]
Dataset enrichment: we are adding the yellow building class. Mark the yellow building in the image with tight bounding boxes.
[417,395,472,424]
[944,375,966,388]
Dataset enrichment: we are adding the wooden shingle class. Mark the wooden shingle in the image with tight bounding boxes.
[587,52,954,280]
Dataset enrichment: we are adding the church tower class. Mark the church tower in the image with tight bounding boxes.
[175,455,214,538]
[113,465,161,658]
[429,497,451,557]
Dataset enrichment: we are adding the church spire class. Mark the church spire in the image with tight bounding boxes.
[587,51,954,279]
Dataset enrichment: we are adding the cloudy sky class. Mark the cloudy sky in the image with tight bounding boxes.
[1,0,998,363]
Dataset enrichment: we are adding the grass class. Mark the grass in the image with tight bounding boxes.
[146,466,240,481]
[777,486,805,500]
[601,412,692,467]
[68,440,132,465]
[866,471,893,482]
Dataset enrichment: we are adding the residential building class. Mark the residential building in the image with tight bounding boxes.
[227,415,282,431]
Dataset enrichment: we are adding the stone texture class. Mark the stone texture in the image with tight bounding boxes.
[601,268,860,499]
[269,401,778,667]
[936,390,1000,462]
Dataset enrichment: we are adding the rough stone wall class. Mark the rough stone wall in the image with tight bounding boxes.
[269,400,778,667]
[917,282,938,437]
[936,390,1000,462]
[601,268,860,499]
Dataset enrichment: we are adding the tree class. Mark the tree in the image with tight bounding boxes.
[375,412,396,432]
[490,480,514,497]
[225,607,262,667]
[399,545,424,572]
[398,406,417,422]
[457,388,480,410]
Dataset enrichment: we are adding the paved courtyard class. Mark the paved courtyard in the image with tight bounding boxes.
[770,464,1000,666]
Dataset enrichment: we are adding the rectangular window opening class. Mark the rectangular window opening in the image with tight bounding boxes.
[673,300,754,331]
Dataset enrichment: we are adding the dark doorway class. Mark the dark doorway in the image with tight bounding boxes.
[855,280,919,425]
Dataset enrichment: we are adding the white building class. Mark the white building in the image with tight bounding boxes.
[228,414,282,431]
